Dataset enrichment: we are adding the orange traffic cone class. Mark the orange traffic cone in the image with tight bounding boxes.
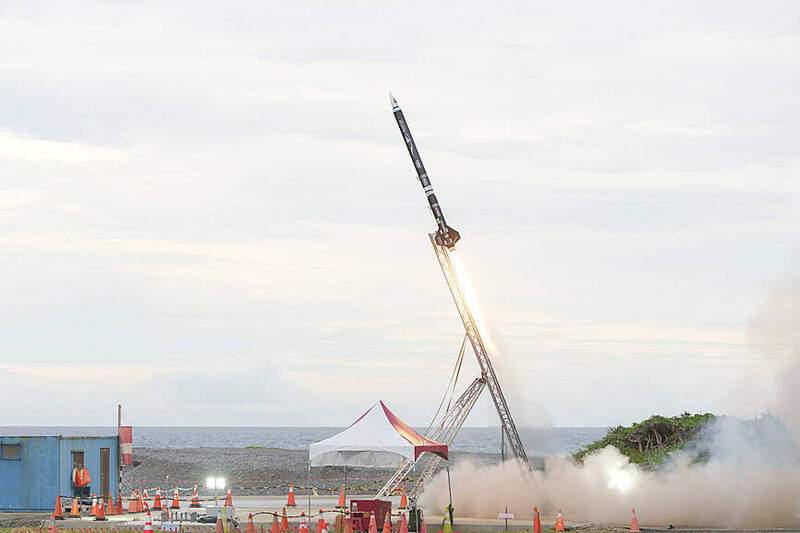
[533,507,543,533]
[322,523,329,533]
[191,486,201,508]
[144,510,154,533]
[69,497,80,518]
[286,485,297,507]
[139,490,145,513]
[94,496,107,521]
[90,494,98,516]
[215,510,224,533]
[630,508,641,533]
[271,513,280,533]
[53,494,65,520]
[419,510,427,533]
[171,486,180,509]
[128,491,137,513]
[116,491,124,514]
[281,507,289,532]
[299,513,308,533]
[368,512,378,533]
[382,511,392,533]
[247,513,256,533]
[336,487,346,509]
[225,487,233,507]
[399,513,408,533]
[399,488,407,510]
[143,489,149,507]
[555,510,566,532]
[107,493,115,515]
[317,511,325,533]
[153,487,162,511]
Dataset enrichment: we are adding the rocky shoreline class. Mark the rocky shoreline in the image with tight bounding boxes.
[121,447,509,496]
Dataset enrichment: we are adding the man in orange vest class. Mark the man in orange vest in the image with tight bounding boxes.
[72,463,91,498]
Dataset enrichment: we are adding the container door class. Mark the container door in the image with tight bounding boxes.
[100,448,110,497]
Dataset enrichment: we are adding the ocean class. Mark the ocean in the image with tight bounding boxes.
[0,426,607,456]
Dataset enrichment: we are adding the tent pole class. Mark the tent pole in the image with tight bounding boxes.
[344,465,347,510]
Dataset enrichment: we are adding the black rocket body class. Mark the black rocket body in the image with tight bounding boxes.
[390,93,461,248]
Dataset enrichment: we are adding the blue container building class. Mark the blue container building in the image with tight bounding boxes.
[0,435,119,512]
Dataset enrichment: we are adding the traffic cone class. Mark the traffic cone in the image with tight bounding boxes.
[419,510,426,533]
[399,488,407,510]
[442,506,452,533]
[280,507,289,532]
[368,512,378,533]
[153,487,162,511]
[554,510,566,532]
[336,487,346,509]
[90,494,98,516]
[94,495,107,521]
[271,513,280,533]
[139,490,145,513]
[223,505,231,533]
[286,485,297,507]
[532,507,543,533]
[247,513,256,533]
[47,516,57,533]
[144,510,153,533]
[399,513,408,533]
[53,494,65,520]
[171,486,180,509]
[69,497,80,518]
[317,511,325,533]
[191,486,201,508]
[107,493,115,515]
[299,513,308,533]
[322,523,328,533]
[225,487,233,507]
[128,491,137,513]
[382,512,392,533]
[143,489,149,507]
[116,491,124,514]
[216,510,224,533]
[630,508,641,533]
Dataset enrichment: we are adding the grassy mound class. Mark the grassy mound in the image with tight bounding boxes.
[574,412,715,467]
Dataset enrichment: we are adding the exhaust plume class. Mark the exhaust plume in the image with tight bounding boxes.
[422,274,800,527]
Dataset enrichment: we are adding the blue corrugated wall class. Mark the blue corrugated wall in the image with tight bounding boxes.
[58,437,119,498]
[0,435,118,512]
[0,436,60,511]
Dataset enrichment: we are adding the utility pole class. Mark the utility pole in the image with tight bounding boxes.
[117,404,122,489]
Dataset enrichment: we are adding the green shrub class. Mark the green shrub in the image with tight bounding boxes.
[573,412,715,468]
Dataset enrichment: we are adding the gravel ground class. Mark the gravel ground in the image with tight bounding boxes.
[122,447,510,496]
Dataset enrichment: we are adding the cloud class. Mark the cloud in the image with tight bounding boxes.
[0,131,127,163]
[0,1,798,426]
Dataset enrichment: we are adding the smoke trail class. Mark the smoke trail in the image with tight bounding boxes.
[422,275,800,527]
[748,275,800,441]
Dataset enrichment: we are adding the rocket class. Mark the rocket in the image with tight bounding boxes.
[390,93,461,248]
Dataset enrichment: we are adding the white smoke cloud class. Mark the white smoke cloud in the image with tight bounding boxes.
[422,273,800,527]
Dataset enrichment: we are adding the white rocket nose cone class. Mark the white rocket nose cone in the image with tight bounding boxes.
[389,92,400,109]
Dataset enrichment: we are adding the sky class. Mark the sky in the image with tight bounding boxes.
[1,1,798,428]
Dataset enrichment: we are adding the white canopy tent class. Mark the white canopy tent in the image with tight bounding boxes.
[305,401,448,512]
[310,401,448,467]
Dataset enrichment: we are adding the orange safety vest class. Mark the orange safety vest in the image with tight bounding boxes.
[73,467,91,486]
